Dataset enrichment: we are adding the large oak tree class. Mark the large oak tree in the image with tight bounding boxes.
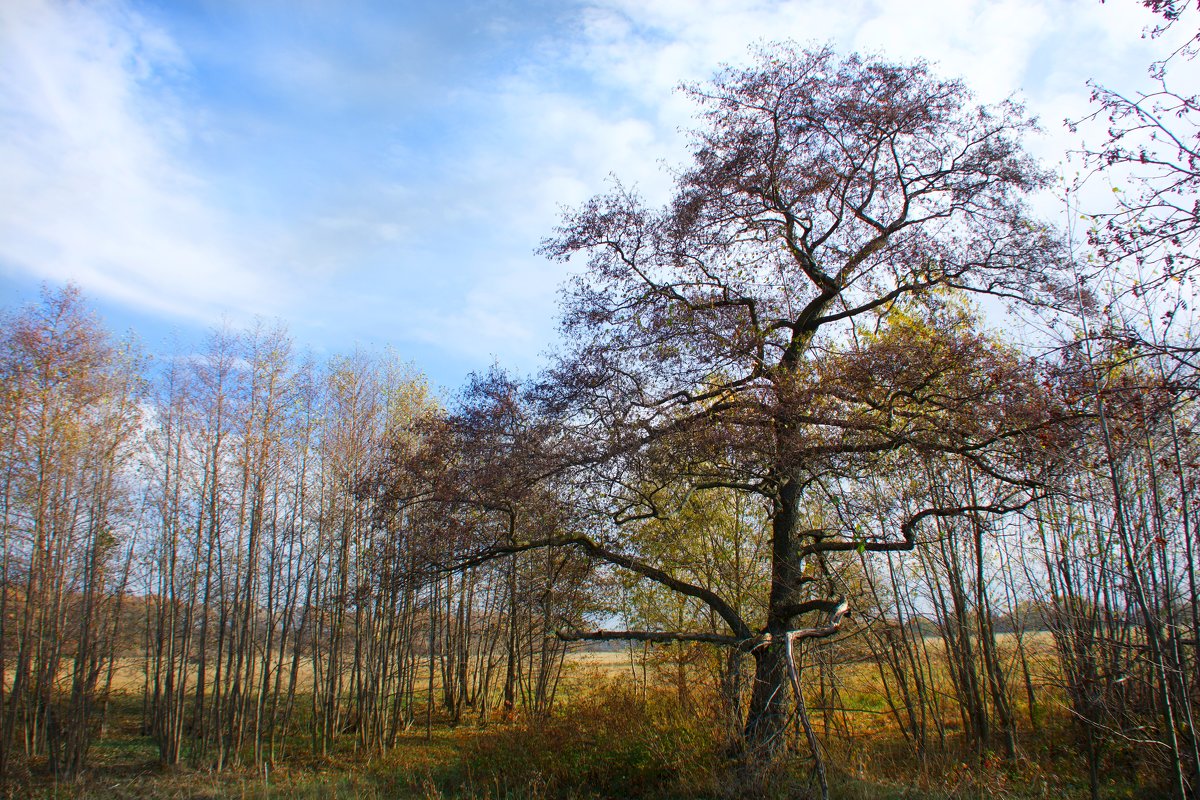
[529,43,1068,766]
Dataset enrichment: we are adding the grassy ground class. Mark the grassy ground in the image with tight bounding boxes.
[2,644,1156,800]
[11,688,713,800]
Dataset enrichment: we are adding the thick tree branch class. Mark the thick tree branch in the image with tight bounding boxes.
[448,535,753,641]
[797,495,1038,560]
[555,628,741,647]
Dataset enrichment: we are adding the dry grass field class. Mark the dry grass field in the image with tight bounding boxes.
[2,636,1149,800]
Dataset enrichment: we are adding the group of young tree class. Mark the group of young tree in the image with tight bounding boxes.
[1,4,1199,798]
[0,297,601,780]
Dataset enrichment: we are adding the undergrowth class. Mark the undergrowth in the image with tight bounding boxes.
[0,682,1162,800]
[424,683,722,799]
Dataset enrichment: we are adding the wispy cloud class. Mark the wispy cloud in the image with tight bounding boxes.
[0,0,1188,387]
[0,0,284,323]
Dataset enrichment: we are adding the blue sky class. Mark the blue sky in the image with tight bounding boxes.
[0,0,1187,389]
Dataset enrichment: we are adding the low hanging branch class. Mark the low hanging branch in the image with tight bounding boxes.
[555,628,742,647]
[798,493,1040,560]
[443,533,755,642]
[547,497,1030,654]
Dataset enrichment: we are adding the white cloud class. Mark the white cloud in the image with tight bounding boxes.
[0,0,280,323]
[412,254,560,357]
[1,0,1189,384]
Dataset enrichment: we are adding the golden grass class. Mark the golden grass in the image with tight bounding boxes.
[100,646,644,700]
[9,632,1133,800]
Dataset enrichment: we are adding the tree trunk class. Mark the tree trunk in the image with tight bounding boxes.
[742,641,790,762]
